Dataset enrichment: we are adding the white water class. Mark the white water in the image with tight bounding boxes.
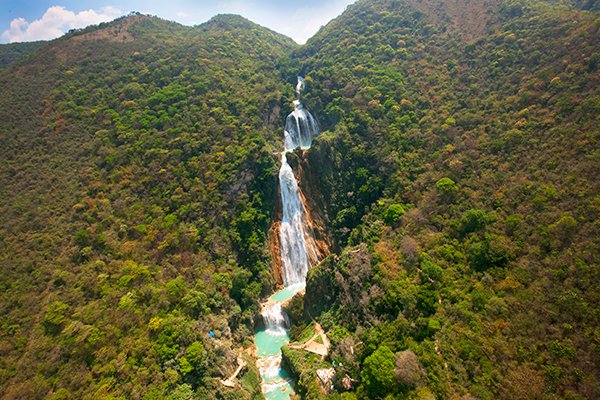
[283,101,319,151]
[296,76,304,95]
[262,301,288,336]
[255,77,321,400]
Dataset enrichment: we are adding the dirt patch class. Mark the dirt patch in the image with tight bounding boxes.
[407,0,501,42]
[71,16,140,43]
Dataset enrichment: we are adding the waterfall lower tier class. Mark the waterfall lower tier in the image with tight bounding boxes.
[262,301,288,336]
[256,285,303,399]
[278,153,320,286]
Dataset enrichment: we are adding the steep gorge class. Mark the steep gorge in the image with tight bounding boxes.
[0,0,598,399]
[254,78,329,399]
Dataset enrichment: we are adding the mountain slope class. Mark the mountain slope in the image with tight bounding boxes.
[0,1,598,399]
[282,0,599,398]
[0,14,296,399]
[0,41,46,68]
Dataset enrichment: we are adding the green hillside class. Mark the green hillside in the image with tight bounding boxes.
[288,0,599,399]
[0,0,598,399]
[0,13,296,399]
[0,41,46,68]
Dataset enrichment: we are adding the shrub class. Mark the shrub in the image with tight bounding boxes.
[361,345,397,398]
[435,177,458,200]
[383,204,406,225]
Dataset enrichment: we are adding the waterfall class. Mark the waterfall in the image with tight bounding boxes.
[296,76,304,95]
[283,101,319,151]
[262,301,288,336]
[255,77,321,399]
[279,81,320,286]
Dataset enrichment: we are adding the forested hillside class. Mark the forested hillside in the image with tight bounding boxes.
[0,41,46,68]
[284,0,599,399]
[0,13,296,399]
[0,0,598,399]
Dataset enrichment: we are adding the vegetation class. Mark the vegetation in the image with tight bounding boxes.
[0,13,294,399]
[0,0,598,399]
[0,40,45,68]
[289,0,599,398]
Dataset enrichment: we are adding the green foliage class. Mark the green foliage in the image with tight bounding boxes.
[42,301,69,334]
[383,203,405,225]
[361,345,397,398]
[467,234,515,271]
[458,209,491,235]
[1,1,599,399]
[0,41,45,68]
[186,341,207,372]
[435,177,458,199]
[0,13,294,399]
[287,1,599,399]
[166,278,187,300]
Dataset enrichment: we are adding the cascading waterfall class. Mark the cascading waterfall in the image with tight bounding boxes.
[262,301,288,336]
[283,101,319,151]
[254,77,321,399]
[278,153,319,286]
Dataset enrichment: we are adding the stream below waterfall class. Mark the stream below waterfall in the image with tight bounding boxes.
[253,77,321,399]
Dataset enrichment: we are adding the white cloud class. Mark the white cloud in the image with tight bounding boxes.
[1,5,123,43]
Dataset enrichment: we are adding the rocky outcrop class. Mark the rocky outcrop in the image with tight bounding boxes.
[268,220,283,286]
[267,175,284,286]
[269,145,332,287]
[285,147,333,257]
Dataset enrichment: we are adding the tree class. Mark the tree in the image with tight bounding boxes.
[394,350,425,389]
[361,345,397,398]
[42,301,69,334]
[383,204,405,225]
[459,208,491,235]
[186,341,207,374]
[435,177,458,201]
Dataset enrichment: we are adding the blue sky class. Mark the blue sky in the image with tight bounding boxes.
[1,0,357,44]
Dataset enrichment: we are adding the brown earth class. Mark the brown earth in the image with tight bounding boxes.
[406,0,501,42]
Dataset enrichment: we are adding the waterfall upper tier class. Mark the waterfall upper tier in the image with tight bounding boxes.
[279,78,320,286]
[296,76,305,95]
[283,101,319,151]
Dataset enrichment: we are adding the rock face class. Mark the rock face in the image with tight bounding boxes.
[268,220,283,286]
[268,147,332,287]
[316,368,336,392]
[287,147,333,256]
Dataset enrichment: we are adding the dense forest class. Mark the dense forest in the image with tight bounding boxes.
[0,0,598,399]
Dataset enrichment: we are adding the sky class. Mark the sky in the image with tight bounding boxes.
[0,0,357,44]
